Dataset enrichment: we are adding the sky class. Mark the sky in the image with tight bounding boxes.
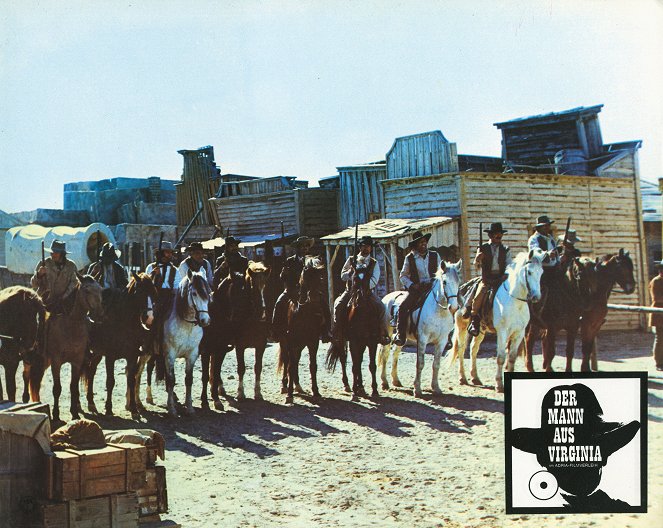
[0,0,661,213]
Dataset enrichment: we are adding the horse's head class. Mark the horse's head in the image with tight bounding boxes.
[613,248,636,294]
[0,287,44,360]
[178,269,211,327]
[435,259,462,314]
[246,261,271,321]
[508,250,545,303]
[129,271,158,329]
[76,272,104,321]
[570,257,599,300]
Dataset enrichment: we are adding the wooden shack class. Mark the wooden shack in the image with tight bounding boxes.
[381,170,647,330]
[175,146,221,226]
[336,163,386,227]
[320,217,459,309]
[386,131,459,180]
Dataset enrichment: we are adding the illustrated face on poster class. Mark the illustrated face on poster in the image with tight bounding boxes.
[505,373,646,514]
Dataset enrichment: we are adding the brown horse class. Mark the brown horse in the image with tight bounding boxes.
[524,257,599,372]
[573,249,635,372]
[201,261,271,410]
[31,274,104,422]
[277,256,326,404]
[0,286,45,402]
[83,272,157,419]
[326,262,381,401]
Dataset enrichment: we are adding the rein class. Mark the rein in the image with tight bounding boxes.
[502,261,532,303]
[181,287,209,326]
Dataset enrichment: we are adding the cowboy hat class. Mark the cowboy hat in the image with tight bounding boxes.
[511,383,640,466]
[484,222,508,235]
[49,240,68,254]
[292,236,314,248]
[99,242,121,259]
[408,231,431,247]
[557,229,582,245]
[535,215,555,227]
[357,235,374,246]
[186,241,204,252]
[159,241,174,251]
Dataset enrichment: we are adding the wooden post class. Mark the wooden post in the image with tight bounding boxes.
[325,244,334,314]
[389,242,400,292]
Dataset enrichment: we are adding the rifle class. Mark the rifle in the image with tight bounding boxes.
[562,217,572,247]
[96,230,101,263]
[352,221,359,270]
[479,222,483,248]
[41,240,46,267]
[158,231,164,259]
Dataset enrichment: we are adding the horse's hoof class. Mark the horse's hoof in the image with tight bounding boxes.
[237,393,246,401]
[254,393,264,401]
[105,409,113,416]
[471,377,482,386]
[392,380,403,388]
[294,385,304,394]
[146,397,155,405]
[432,389,443,397]
[168,410,178,418]
[184,407,195,416]
[131,412,141,421]
[343,385,352,393]
[351,394,360,402]
[312,391,322,401]
[71,412,80,420]
[526,363,534,373]
[495,386,504,394]
[459,377,469,385]
[414,389,424,398]
[280,387,288,394]
[371,390,380,399]
[381,381,389,390]
[201,400,209,410]
[213,400,224,411]
[285,396,294,405]
[88,405,98,415]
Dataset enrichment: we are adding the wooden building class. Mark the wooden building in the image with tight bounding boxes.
[641,180,662,278]
[336,163,386,228]
[175,146,221,227]
[386,131,459,180]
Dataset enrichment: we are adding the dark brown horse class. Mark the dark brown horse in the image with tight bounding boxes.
[525,257,599,372]
[0,286,45,402]
[83,272,157,419]
[574,249,635,372]
[277,256,326,404]
[31,274,104,422]
[326,262,381,401]
[201,261,271,410]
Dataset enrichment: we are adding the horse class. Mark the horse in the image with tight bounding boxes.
[0,286,45,402]
[569,248,636,372]
[524,257,598,372]
[277,256,326,404]
[378,260,462,398]
[155,269,211,417]
[83,272,156,419]
[201,261,271,410]
[326,261,383,401]
[450,250,546,393]
[31,274,104,422]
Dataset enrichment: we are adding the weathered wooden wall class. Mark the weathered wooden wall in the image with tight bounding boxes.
[213,191,298,237]
[386,131,459,180]
[596,150,638,179]
[297,189,339,238]
[217,176,299,198]
[175,147,220,226]
[458,172,646,330]
[382,174,461,219]
[337,165,386,228]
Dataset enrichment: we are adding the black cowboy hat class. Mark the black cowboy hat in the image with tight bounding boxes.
[557,229,582,245]
[408,231,432,247]
[292,235,314,248]
[512,383,640,467]
[186,241,204,252]
[535,215,555,227]
[49,240,68,254]
[484,222,508,235]
[159,241,174,251]
[224,235,242,247]
[357,235,374,246]
[99,242,121,259]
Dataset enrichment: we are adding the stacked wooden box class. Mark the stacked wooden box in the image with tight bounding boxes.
[136,446,168,523]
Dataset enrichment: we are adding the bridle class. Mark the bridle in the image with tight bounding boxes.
[181,282,210,326]
[430,273,458,309]
[503,259,536,303]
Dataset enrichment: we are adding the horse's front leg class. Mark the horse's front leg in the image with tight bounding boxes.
[165,352,177,417]
[134,353,148,411]
[184,351,198,415]
[236,347,246,400]
[254,344,265,401]
[524,325,536,373]
[506,331,525,374]
[85,353,101,414]
[377,342,390,390]
[452,315,470,385]
[368,343,379,399]
[413,339,426,398]
[209,351,224,411]
[590,337,598,371]
[21,362,31,403]
[4,359,18,402]
[565,323,578,372]
[104,356,115,416]
[51,361,62,423]
[200,348,210,409]
[146,356,155,405]
[431,337,444,396]
[340,344,351,393]
[349,342,363,401]
[542,329,556,372]
[495,332,509,393]
[469,331,485,386]
[286,344,298,405]
[125,358,140,420]
[308,341,321,399]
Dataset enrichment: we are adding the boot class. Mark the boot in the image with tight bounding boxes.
[392,314,408,346]
[468,315,481,337]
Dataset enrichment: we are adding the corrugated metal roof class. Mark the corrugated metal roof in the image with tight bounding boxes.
[494,104,604,128]
[321,216,454,244]
[641,180,661,223]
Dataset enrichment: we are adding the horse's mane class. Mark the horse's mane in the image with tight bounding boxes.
[127,272,151,295]
[176,271,210,320]
[0,285,43,307]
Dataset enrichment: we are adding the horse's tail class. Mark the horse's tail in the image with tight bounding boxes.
[28,353,47,402]
[276,344,286,375]
[80,350,97,393]
[325,341,345,372]
[155,351,166,383]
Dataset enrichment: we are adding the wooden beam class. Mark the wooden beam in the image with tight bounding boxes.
[389,242,400,293]
[325,244,334,314]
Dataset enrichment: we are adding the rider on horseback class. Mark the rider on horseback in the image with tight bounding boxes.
[176,241,214,287]
[87,243,128,290]
[557,229,582,270]
[528,215,560,315]
[393,231,440,346]
[213,236,248,289]
[331,236,390,347]
[145,241,178,356]
[466,222,512,337]
[31,240,80,314]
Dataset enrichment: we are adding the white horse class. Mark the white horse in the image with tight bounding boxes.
[378,260,462,398]
[450,250,546,392]
[157,269,211,417]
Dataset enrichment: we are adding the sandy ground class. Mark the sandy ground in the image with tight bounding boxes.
[15,330,663,528]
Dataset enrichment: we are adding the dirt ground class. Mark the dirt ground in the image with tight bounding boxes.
[16,330,663,528]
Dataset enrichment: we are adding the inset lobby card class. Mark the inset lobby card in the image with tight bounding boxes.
[505,372,647,514]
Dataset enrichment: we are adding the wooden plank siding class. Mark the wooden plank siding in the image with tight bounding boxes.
[297,189,339,238]
[337,165,386,228]
[385,131,459,181]
[380,171,646,330]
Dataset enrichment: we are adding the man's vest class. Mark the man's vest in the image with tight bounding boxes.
[479,243,509,282]
[151,262,177,289]
[406,251,439,285]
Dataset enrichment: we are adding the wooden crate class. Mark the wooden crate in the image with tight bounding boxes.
[39,492,138,528]
[136,466,167,518]
[47,444,147,501]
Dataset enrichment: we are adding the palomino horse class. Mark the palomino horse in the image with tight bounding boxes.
[32,274,104,421]
[326,261,382,401]
[277,256,326,404]
[378,260,462,398]
[451,250,546,392]
[0,286,45,402]
[84,272,156,419]
[156,269,211,417]
[201,261,271,410]
[571,248,635,372]
[524,257,598,372]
